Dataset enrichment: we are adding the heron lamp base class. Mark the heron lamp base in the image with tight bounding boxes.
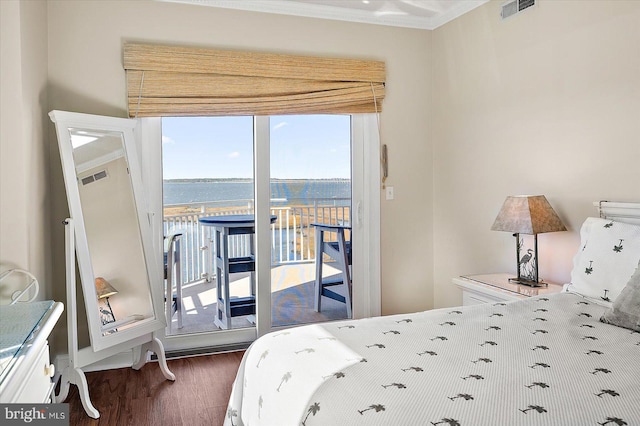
[507,277,548,288]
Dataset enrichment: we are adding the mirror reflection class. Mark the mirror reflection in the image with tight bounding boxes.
[69,127,153,334]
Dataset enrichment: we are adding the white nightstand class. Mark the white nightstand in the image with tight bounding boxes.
[452,273,564,306]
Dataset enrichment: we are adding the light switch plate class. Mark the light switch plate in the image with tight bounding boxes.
[385,186,394,200]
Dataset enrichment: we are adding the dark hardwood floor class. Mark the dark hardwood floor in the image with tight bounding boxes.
[64,351,244,426]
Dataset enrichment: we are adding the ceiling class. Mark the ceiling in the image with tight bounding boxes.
[162,0,490,30]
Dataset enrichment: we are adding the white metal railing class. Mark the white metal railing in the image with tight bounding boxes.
[163,198,350,285]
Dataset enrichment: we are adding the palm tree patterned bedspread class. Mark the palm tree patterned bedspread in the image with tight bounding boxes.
[225,292,640,426]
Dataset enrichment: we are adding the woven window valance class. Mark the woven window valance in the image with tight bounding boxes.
[123,43,385,117]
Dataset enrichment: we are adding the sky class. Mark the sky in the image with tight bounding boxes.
[161,115,351,180]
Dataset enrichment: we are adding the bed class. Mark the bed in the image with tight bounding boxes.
[225,202,640,426]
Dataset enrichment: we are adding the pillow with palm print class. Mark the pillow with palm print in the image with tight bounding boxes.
[600,260,640,331]
[566,217,640,304]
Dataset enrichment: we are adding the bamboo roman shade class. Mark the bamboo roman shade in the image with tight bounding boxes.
[123,43,386,117]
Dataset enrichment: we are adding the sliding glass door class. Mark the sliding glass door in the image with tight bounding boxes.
[269,115,353,328]
[161,117,256,336]
[141,114,379,353]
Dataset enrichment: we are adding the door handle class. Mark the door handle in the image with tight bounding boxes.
[355,201,363,227]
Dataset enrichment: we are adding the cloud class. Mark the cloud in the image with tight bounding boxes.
[162,135,175,144]
[228,151,240,159]
[273,121,288,131]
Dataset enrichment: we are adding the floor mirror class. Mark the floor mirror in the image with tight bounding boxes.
[50,110,174,418]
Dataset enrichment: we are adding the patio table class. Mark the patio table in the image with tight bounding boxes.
[199,214,276,329]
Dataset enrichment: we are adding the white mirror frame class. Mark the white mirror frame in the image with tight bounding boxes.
[50,110,165,352]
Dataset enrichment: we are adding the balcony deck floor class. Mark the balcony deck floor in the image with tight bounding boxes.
[167,262,349,335]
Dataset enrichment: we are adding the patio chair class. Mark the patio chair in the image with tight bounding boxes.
[312,223,352,317]
[164,232,183,331]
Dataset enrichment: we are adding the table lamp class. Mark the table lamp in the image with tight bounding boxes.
[95,277,118,325]
[491,195,566,286]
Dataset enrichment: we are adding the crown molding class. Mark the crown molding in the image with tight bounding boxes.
[427,0,489,29]
[158,0,489,30]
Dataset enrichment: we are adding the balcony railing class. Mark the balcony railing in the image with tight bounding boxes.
[163,198,350,285]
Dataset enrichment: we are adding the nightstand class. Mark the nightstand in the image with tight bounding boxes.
[452,273,564,306]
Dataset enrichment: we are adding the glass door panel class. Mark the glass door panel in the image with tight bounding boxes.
[162,116,257,335]
[269,115,353,327]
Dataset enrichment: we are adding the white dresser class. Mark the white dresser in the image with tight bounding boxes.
[0,300,63,403]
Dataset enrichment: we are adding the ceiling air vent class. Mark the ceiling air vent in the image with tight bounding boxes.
[81,169,108,186]
[501,0,535,20]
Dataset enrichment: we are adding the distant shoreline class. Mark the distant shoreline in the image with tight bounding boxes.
[164,178,350,183]
[163,178,351,208]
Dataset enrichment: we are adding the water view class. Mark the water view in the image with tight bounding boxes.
[164,178,351,208]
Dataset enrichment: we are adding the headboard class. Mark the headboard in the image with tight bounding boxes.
[595,201,640,225]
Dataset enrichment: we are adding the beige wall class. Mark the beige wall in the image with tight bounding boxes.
[0,0,50,301]
[46,0,434,328]
[432,0,640,308]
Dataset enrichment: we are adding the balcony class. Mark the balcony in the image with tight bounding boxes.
[163,198,350,333]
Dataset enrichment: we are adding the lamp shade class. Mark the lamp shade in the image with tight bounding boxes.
[491,195,567,235]
[95,277,118,299]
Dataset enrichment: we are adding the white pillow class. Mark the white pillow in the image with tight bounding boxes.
[566,217,640,303]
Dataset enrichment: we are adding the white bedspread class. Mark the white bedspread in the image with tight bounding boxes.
[225,293,640,425]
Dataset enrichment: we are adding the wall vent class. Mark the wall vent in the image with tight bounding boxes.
[501,0,535,20]
[81,169,108,186]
